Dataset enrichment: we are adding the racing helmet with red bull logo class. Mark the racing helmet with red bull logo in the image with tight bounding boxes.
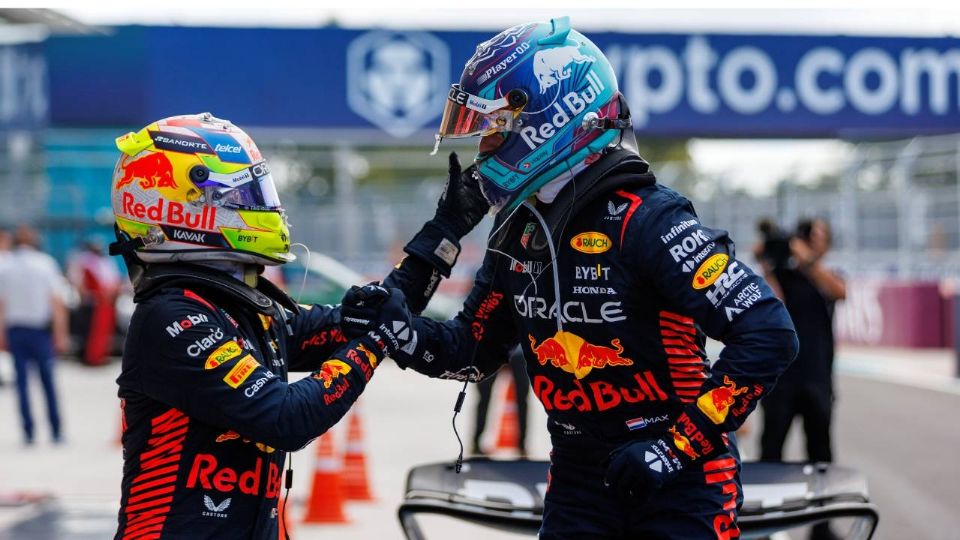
[109,113,293,266]
[434,17,631,213]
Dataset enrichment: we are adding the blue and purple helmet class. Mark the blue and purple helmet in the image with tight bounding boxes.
[434,17,629,212]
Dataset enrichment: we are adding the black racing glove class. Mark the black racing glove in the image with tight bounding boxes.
[604,435,687,500]
[603,408,725,500]
[340,283,416,360]
[401,152,490,277]
[435,152,490,238]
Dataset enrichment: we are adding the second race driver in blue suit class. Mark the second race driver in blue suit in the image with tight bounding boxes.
[109,113,488,539]
[342,18,799,540]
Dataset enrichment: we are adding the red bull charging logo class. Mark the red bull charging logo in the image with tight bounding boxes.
[528,331,633,379]
[356,343,378,368]
[313,359,352,389]
[215,430,275,454]
[697,375,749,425]
[669,426,700,460]
[115,153,178,190]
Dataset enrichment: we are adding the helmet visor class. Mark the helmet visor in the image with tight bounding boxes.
[195,161,282,211]
[437,85,520,139]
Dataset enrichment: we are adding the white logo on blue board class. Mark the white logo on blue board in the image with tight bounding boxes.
[347,31,449,138]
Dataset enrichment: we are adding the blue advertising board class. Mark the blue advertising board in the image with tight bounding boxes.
[46,25,960,138]
[0,39,47,130]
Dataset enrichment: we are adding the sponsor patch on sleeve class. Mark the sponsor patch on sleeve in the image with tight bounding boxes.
[434,238,460,266]
[692,254,729,289]
[223,355,260,388]
[205,341,243,370]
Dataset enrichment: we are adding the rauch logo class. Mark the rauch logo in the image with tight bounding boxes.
[692,253,728,289]
[570,232,611,254]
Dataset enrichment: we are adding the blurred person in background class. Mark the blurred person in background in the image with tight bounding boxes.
[67,237,121,366]
[108,112,487,539]
[343,17,798,539]
[0,225,70,445]
[0,228,10,387]
[471,345,529,457]
[758,217,846,540]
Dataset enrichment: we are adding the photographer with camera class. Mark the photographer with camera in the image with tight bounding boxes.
[757,217,846,540]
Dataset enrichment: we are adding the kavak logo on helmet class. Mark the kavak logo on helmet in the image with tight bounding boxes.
[571,232,611,254]
[692,253,729,289]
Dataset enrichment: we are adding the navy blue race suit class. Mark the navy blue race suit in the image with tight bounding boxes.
[388,150,799,539]
[115,243,450,539]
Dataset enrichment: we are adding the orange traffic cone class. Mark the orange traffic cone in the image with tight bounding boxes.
[495,378,520,451]
[342,409,374,501]
[302,432,348,523]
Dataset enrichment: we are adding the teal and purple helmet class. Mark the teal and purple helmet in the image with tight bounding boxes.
[434,17,630,213]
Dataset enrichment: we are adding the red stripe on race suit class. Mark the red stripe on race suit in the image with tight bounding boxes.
[614,190,643,249]
[120,409,189,539]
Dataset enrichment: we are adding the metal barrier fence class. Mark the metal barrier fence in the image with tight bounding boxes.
[3,130,959,280]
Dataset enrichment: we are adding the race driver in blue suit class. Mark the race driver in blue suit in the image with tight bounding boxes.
[342,18,799,539]
[109,113,488,539]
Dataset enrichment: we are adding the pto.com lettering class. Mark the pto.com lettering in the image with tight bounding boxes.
[605,36,960,127]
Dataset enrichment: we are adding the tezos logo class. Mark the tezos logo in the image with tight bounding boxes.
[347,30,450,137]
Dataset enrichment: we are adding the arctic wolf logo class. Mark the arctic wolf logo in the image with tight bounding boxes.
[533,44,595,93]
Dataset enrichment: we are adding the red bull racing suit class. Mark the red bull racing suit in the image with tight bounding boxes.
[115,250,447,539]
[389,150,799,539]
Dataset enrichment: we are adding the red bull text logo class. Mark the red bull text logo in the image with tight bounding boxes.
[570,232,611,254]
[696,376,749,425]
[533,372,668,412]
[121,193,218,231]
[669,426,700,460]
[187,454,280,498]
[528,331,632,379]
[116,153,178,190]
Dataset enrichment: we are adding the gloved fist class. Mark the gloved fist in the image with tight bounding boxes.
[340,283,416,358]
[603,436,687,500]
[435,152,490,238]
[340,282,390,338]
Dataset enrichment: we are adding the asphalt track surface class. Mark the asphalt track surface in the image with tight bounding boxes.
[0,348,958,539]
